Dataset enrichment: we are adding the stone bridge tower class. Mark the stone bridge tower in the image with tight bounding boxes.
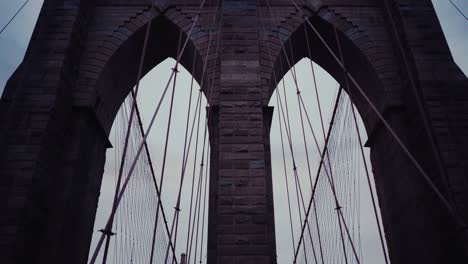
[0,0,467,264]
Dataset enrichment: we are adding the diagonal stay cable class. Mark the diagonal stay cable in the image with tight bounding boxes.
[303,25,326,264]
[89,1,208,262]
[333,23,389,264]
[293,87,343,263]
[267,9,351,263]
[448,0,468,21]
[257,3,319,262]
[133,93,177,263]
[168,1,222,258]
[288,0,467,233]
[198,145,210,264]
[256,2,320,261]
[101,3,157,262]
[0,0,31,35]
[187,4,225,262]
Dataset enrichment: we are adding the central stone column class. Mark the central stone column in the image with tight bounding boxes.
[207,1,277,263]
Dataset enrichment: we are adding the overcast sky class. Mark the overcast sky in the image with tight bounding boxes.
[0,1,466,264]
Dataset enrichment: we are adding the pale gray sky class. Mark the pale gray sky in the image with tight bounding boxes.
[0,1,466,264]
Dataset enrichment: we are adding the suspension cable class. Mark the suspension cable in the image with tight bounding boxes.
[262,3,353,261]
[88,1,208,262]
[288,0,466,233]
[153,26,185,264]
[257,3,322,262]
[0,0,31,35]
[332,23,390,264]
[133,91,178,264]
[183,22,217,264]
[101,3,156,262]
[382,0,454,213]
[199,146,210,264]
[275,82,297,254]
[168,1,222,260]
[293,87,343,263]
[186,2,225,262]
[448,0,468,21]
[349,99,389,263]
[303,25,326,264]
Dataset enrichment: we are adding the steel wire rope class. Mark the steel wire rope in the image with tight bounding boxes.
[291,33,326,263]
[187,5,225,262]
[448,0,468,21]
[287,26,331,264]
[89,0,208,260]
[152,25,185,263]
[302,25,330,264]
[163,53,201,264]
[183,14,220,261]
[182,52,210,263]
[164,7,206,264]
[275,79,297,254]
[289,0,468,241]
[265,3,336,260]
[254,2,297,259]
[192,134,208,264]
[186,94,204,263]
[99,1,158,262]
[297,89,340,263]
[256,3,322,261]
[198,146,211,264]
[316,26,362,264]
[301,85,359,264]
[293,87,344,263]
[165,78,205,264]
[276,82,311,264]
[280,33,344,264]
[382,0,456,217]
[0,0,31,35]
[280,40,351,264]
[332,23,390,264]
[169,0,223,257]
[260,4,351,261]
[257,4,318,261]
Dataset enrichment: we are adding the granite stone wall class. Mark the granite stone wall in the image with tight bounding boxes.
[0,0,466,263]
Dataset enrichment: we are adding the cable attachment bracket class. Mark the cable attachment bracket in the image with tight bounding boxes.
[99,228,116,237]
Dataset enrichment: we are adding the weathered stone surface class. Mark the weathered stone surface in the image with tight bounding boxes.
[0,0,467,263]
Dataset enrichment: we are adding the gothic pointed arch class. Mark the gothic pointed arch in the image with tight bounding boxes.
[76,6,206,133]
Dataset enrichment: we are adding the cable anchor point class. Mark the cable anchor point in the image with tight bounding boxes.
[99,228,116,237]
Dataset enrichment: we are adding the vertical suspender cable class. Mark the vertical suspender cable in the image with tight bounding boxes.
[198,146,210,264]
[293,87,344,263]
[168,0,222,259]
[333,24,390,264]
[101,3,156,262]
[287,0,466,233]
[89,1,209,262]
[256,2,321,261]
[255,3,297,258]
[152,24,185,264]
[186,2,225,262]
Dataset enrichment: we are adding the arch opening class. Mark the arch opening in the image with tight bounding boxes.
[84,12,212,263]
[269,57,389,264]
[269,17,391,136]
[89,14,206,134]
[89,57,210,263]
